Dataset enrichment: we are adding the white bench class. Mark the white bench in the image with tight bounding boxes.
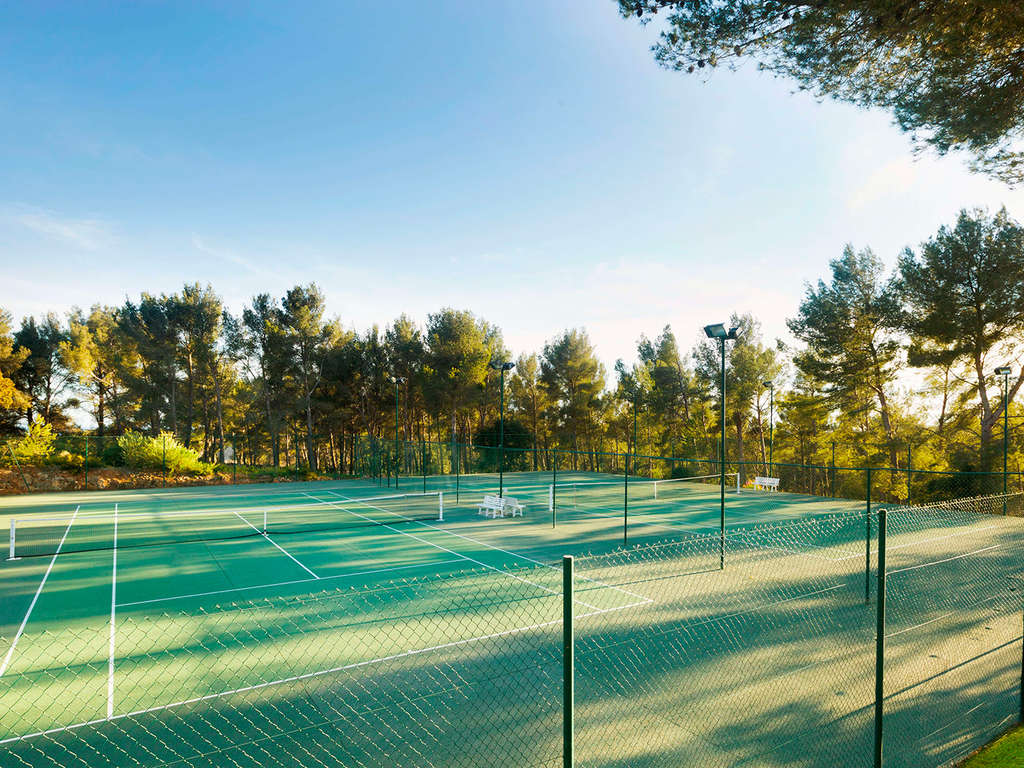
[753,476,780,492]
[477,495,525,518]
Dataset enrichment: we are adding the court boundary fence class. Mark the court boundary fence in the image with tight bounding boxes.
[3,492,1023,767]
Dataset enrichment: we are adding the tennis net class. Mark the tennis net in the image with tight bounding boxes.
[8,491,444,559]
[549,473,739,512]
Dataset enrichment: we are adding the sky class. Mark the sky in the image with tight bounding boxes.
[2,0,1023,381]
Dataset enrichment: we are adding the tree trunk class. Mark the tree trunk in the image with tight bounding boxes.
[96,373,106,437]
[214,364,225,463]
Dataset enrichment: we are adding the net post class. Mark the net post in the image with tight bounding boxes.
[865,467,872,604]
[562,555,574,768]
[735,471,740,494]
[439,491,444,522]
[9,519,15,560]
[873,503,887,768]
[263,508,268,534]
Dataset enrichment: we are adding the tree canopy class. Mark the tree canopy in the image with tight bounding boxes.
[619,0,1024,184]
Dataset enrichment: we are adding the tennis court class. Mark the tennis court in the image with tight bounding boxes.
[1,471,1020,767]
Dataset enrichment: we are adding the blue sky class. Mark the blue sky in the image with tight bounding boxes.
[2,0,1022,374]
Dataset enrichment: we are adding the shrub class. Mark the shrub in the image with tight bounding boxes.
[117,431,208,474]
[101,440,124,466]
[49,450,85,470]
[9,419,57,466]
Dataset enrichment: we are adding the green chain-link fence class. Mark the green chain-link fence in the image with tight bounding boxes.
[2,490,1022,767]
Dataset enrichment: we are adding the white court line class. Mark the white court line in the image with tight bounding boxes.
[0,598,647,746]
[306,493,605,611]
[884,610,955,639]
[228,509,318,579]
[0,506,80,678]
[834,523,1001,562]
[107,504,118,718]
[116,558,467,608]
[887,544,1001,576]
[335,491,652,604]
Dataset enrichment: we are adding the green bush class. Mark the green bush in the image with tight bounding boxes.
[49,450,85,470]
[101,440,124,467]
[9,419,57,466]
[117,431,209,475]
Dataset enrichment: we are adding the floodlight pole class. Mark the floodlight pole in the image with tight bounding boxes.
[491,361,515,497]
[393,376,404,489]
[763,381,774,473]
[719,337,726,568]
[705,323,738,570]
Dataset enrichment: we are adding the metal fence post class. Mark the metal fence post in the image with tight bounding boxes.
[624,448,629,547]
[865,467,872,604]
[563,555,574,768]
[831,441,836,497]
[552,450,558,528]
[84,435,89,491]
[873,504,887,768]
[906,445,912,505]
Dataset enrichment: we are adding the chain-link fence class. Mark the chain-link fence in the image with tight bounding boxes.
[3,492,1022,767]
[5,433,1024,505]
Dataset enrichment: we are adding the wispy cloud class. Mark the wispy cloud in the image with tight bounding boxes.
[847,158,918,212]
[7,205,113,251]
[191,234,267,276]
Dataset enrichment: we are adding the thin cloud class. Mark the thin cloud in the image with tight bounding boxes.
[191,234,267,276]
[9,206,113,251]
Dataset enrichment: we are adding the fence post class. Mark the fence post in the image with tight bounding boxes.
[906,445,912,505]
[6,443,31,492]
[831,441,837,498]
[1020,604,1023,723]
[84,435,89,491]
[624,447,629,547]
[162,434,167,487]
[232,435,237,484]
[552,450,558,528]
[873,503,887,768]
[563,555,574,768]
[865,467,872,604]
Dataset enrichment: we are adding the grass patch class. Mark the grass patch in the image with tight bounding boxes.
[961,725,1024,768]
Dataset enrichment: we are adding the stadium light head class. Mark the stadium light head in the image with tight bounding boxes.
[763,381,773,388]
[704,323,727,339]
[995,366,1012,376]
[490,360,515,371]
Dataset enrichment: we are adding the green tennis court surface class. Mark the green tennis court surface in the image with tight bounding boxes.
[1,472,1019,767]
